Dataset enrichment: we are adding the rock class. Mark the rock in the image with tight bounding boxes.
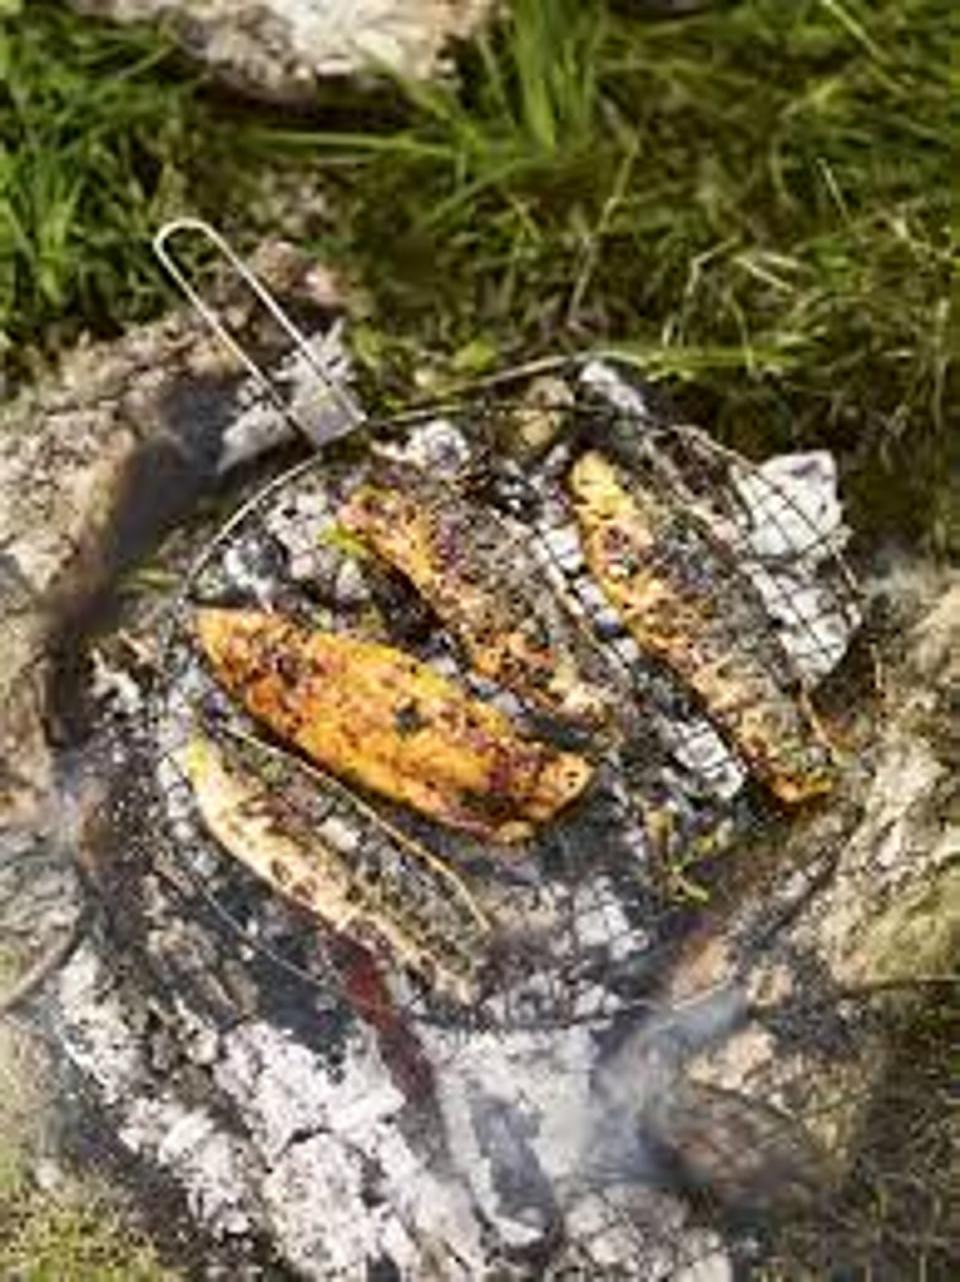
[0,999,53,1177]
[500,375,573,462]
[0,417,138,823]
[0,242,350,1017]
[633,569,960,1200]
[0,242,343,811]
[70,0,497,103]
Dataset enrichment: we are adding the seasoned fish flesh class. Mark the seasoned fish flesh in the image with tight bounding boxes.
[196,608,592,843]
[568,451,833,803]
[339,466,609,725]
[180,731,491,1003]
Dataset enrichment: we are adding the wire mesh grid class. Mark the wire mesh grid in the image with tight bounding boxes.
[141,370,863,1037]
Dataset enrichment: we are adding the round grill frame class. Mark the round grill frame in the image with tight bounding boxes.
[142,376,863,1036]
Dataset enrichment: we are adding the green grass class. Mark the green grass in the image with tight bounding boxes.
[278,0,957,550]
[0,0,258,375]
[0,1003,179,1281]
[0,0,956,548]
[0,1183,179,1281]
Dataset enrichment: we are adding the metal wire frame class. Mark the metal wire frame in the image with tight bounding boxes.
[146,661,663,1036]
[141,218,865,1037]
[153,218,364,445]
[140,376,863,1037]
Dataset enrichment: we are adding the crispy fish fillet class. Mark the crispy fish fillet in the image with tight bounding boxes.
[196,608,592,843]
[338,467,609,726]
[180,732,490,1003]
[568,451,833,803]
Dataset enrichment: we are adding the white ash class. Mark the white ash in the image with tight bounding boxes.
[746,562,856,682]
[561,1187,732,1282]
[332,557,370,608]
[734,451,860,682]
[423,1020,735,1278]
[579,360,659,425]
[259,1131,478,1280]
[422,650,461,681]
[55,946,145,1104]
[124,1100,255,1237]
[670,718,746,801]
[263,480,333,547]
[215,1022,485,1279]
[174,999,221,1067]
[385,417,474,476]
[89,647,145,718]
[572,882,638,957]
[56,949,259,1239]
[55,942,495,1278]
[424,1024,596,1244]
[214,1018,404,1161]
[461,671,527,723]
[609,634,645,671]
[221,541,282,608]
[737,452,846,562]
[537,525,584,574]
[261,467,376,609]
[263,477,342,588]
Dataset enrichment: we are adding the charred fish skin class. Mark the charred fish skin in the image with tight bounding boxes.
[338,465,611,728]
[180,732,491,1004]
[568,451,834,804]
[195,608,593,844]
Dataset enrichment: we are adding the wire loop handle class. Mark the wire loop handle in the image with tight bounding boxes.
[153,217,363,448]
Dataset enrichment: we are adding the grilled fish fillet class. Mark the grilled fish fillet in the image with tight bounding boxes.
[339,467,609,725]
[568,451,833,803]
[180,732,490,1003]
[196,608,592,842]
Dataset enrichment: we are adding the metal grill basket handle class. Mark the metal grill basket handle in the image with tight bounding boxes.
[153,217,364,448]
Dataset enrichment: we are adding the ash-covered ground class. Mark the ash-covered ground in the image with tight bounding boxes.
[41,364,860,1279]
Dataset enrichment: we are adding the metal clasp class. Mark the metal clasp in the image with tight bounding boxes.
[153,218,364,449]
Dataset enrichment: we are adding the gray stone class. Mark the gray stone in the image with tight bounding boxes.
[0,242,349,1055]
[0,242,344,822]
[648,568,960,1183]
[70,0,497,103]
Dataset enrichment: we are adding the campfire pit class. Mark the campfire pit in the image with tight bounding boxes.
[40,311,862,1275]
[15,230,935,1281]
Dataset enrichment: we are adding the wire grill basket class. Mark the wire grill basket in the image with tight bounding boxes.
[143,222,862,1036]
